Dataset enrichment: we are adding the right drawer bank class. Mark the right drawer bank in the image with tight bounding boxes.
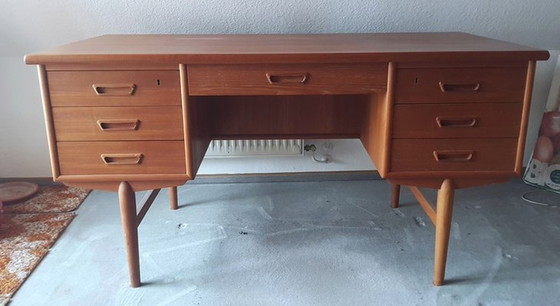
[390,65,528,175]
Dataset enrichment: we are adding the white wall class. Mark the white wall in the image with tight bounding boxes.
[1,0,559,177]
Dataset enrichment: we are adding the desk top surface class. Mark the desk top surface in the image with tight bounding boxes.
[25,32,549,65]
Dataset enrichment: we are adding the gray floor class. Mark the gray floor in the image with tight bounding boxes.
[9,177,560,306]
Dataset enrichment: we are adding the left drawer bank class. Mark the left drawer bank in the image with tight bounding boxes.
[40,68,189,187]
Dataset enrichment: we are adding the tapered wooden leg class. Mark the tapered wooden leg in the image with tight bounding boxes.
[118,182,141,288]
[169,186,178,210]
[391,184,401,208]
[433,179,455,286]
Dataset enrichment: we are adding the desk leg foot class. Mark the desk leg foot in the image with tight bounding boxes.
[118,182,141,288]
[169,186,178,210]
[391,184,400,208]
[433,179,455,286]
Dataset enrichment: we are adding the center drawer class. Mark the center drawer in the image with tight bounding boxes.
[52,106,184,141]
[187,64,387,95]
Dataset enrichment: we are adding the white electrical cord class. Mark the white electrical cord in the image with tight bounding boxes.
[312,151,331,163]
[304,142,333,164]
[521,190,559,207]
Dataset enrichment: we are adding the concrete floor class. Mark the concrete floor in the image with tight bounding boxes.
[9,177,560,305]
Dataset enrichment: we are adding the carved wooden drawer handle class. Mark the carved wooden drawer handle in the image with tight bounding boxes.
[101,153,143,165]
[92,84,136,96]
[266,73,309,84]
[438,82,480,93]
[435,117,478,128]
[97,119,140,131]
[433,150,474,162]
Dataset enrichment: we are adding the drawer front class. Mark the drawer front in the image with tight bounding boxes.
[187,64,387,95]
[57,141,186,175]
[48,70,181,106]
[390,138,517,172]
[392,103,523,138]
[395,67,527,104]
[53,106,184,141]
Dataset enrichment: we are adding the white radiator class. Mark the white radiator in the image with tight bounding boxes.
[205,139,304,157]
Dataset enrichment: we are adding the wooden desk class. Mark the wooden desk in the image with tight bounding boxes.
[25,33,549,287]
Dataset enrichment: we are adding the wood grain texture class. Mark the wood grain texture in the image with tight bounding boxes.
[118,181,141,287]
[394,67,527,104]
[136,188,160,226]
[390,184,400,208]
[56,174,188,183]
[408,186,436,225]
[515,61,537,175]
[390,138,518,172]
[37,65,61,179]
[181,64,211,178]
[360,62,394,177]
[433,179,455,286]
[386,171,518,181]
[52,106,183,141]
[47,70,180,106]
[45,63,179,71]
[24,33,551,288]
[169,186,178,210]
[382,62,397,174]
[200,95,368,139]
[388,178,509,189]
[57,141,186,175]
[59,179,187,192]
[24,33,550,65]
[392,103,523,138]
[187,64,387,95]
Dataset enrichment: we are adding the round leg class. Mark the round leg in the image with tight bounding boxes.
[118,182,141,288]
[433,179,455,286]
[391,184,401,208]
[169,186,178,210]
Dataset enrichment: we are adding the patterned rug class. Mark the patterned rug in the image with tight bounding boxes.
[0,185,90,305]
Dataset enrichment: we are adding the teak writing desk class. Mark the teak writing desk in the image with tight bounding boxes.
[25,33,549,287]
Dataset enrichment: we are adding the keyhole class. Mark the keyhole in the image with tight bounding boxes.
[156,79,161,86]
[414,77,419,84]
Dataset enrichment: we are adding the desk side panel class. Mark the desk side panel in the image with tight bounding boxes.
[515,61,536,174]
[360,62,394,177]
[37,65,61,180]
[180,64,211,178]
